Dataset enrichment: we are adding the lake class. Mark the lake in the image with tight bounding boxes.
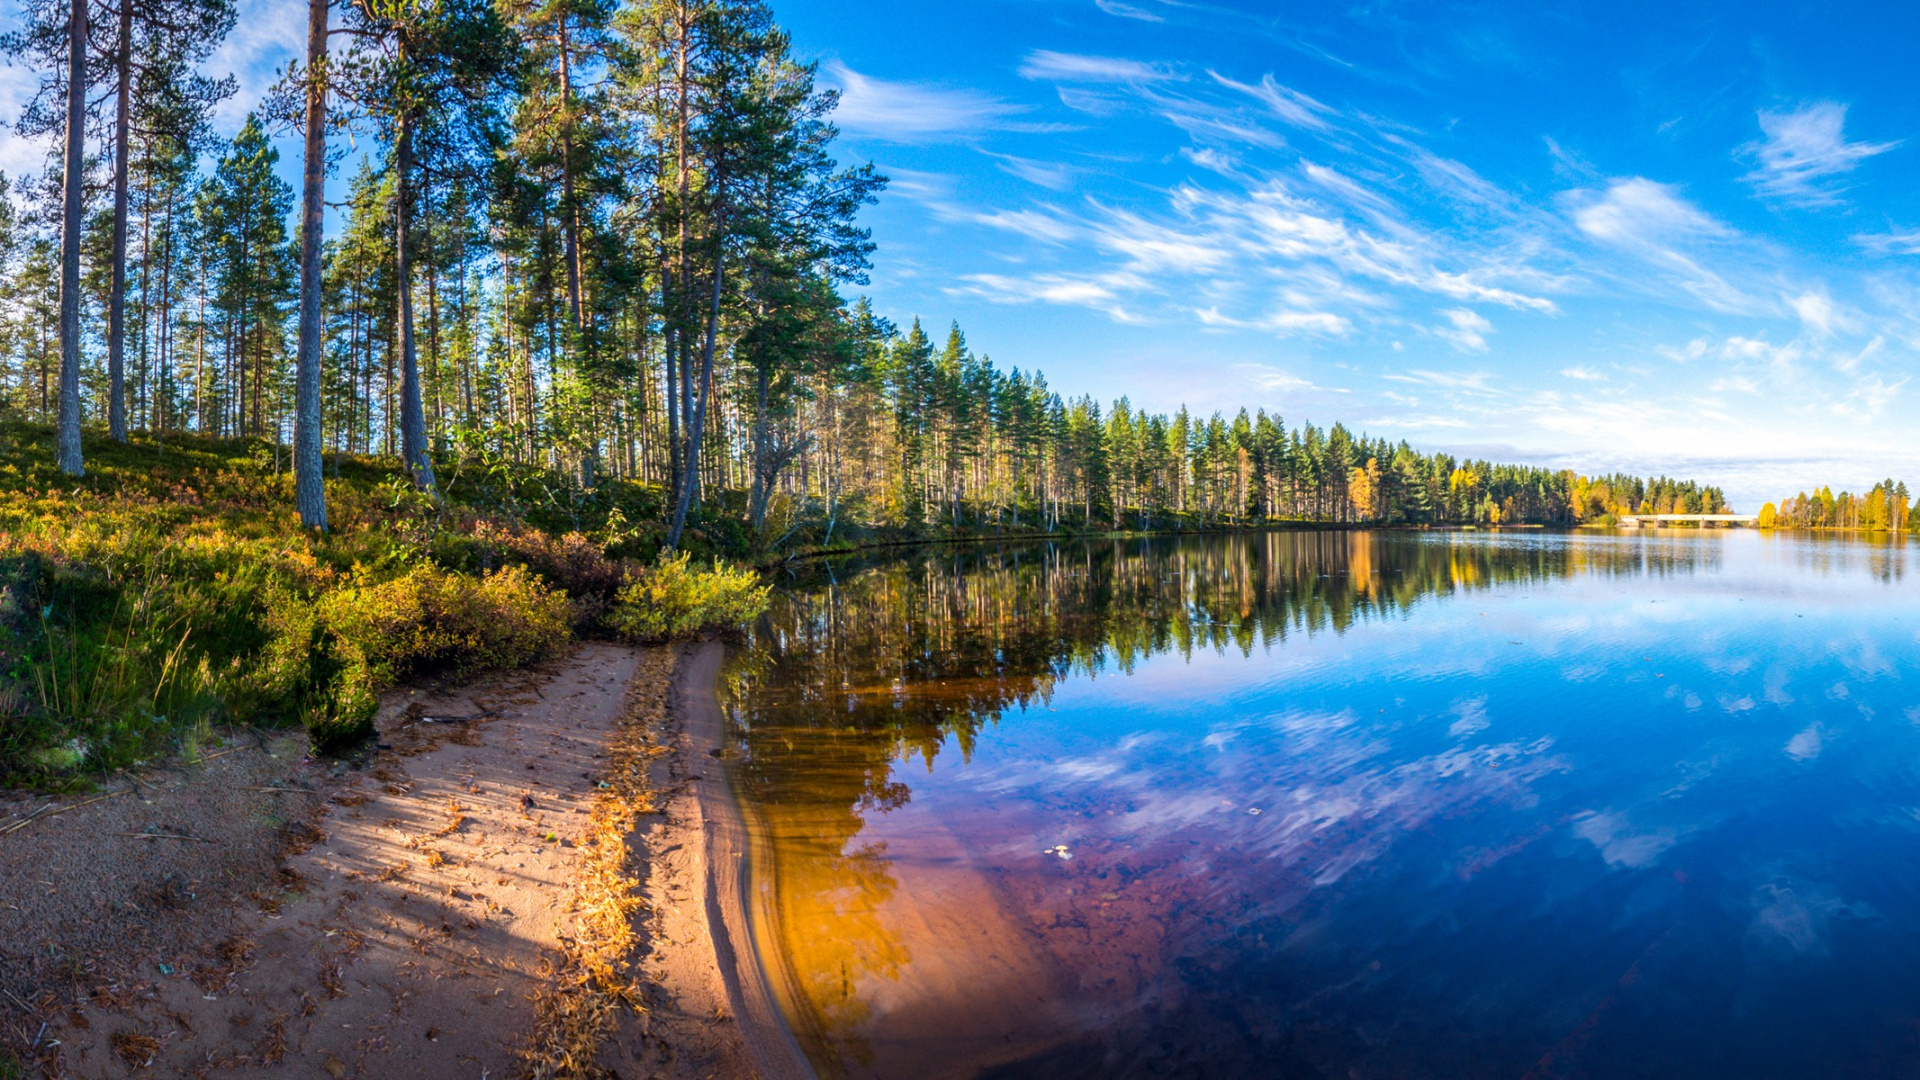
[722,530,1920,1079]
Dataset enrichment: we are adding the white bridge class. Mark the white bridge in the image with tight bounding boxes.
[1618,513,1758,528]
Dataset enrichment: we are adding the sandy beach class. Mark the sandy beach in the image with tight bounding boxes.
[0,639,800,1080]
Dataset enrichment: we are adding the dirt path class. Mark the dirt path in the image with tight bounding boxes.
[2,644,639,1078]
[0,637,809,1080]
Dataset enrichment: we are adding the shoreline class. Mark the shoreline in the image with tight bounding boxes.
[0,641,819,1079]
[665,640,817,1080]
[754,520,1781,568]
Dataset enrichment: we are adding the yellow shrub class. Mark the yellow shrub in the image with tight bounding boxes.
[272,565,572,750]
[604,552,769,643]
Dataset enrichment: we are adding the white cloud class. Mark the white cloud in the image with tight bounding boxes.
[825,61,1039,143]
[1094,0,1166,22]
[1019,51,1173,84]
[1089,203,1234,273]
[204,0,304,132]
[1386,368,1496,392]
[1301,162,1395,216]
[1365,414,1471,430]
[879,167,958,203]
[1209,72,1334,131]
[1659,338,1710,362]
[951,272,1146,323]
[1571,177,1726,245]
[1435,308,1493,353]
[1789,290,1841,337]
[1231,362,1348,393]
[1199,307,1352,336]
[970,206,1080,242]
[1148,91,1287,148]
[1742,102,1898,208]
[1854,228,1920,256]
[989,153,1075,191]
[1561,366,1606,381]
[1567,178,1751,312]
[0,59,49,180]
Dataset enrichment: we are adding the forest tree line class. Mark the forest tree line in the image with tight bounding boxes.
[0,0,1731,542]
[1761,481,1916,531]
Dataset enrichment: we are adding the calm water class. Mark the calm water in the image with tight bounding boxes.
[723,530,1920,1079]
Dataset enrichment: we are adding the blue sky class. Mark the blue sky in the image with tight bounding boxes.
[4,0,1918,506]
[775,0,1920,507]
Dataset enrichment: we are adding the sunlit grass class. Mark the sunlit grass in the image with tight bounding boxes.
[0,419,767,783]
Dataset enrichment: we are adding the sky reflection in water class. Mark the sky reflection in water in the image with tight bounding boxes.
[726,531,1920,1080]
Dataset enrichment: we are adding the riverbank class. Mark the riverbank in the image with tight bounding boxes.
[0,640,798,1079]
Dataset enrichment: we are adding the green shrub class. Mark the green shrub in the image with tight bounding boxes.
[269,565,572,751]
[0,421,726,774]
[604,552,770,643]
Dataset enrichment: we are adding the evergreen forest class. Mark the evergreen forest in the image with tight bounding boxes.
[0,0,1732,546]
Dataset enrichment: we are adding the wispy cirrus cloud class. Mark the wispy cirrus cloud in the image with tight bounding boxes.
[951,271,1148,323]
[1434,308,1493,353]
[1094,0,1166,23]
[1852,228,1920,256]
[1199,306,1353,336]
[1232,362,1348,393]
[0,62,48,181]
[1566,178,1752,312]
[826,61,1059,143]
[1740,102,1899,209]
[1208,72,1335,131]
[1019,50,1175,85]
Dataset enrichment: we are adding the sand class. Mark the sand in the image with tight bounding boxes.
[0,639,788,1080]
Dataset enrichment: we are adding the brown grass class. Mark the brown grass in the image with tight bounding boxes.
[516,648,673,1079]
[110,1030,162,1068]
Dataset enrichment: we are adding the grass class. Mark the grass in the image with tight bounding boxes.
[0,419,770,784]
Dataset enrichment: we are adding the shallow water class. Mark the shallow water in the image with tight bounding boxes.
[724,530,1920,1079]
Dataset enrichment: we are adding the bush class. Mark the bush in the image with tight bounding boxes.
[458,519,625,615]
[604,552,770,643]
[269,565,572,751]
[0,421,765,774]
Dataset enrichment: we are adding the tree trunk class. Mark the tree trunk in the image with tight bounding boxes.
[424,184,442,427]
[394,105,436,491]
[558,18,584,333]
[749,361,769,529]
[664,246,723,551]
[157,187,173,431]
[294,0,329,530]
[56,0,87,475]
[107,0,132,443]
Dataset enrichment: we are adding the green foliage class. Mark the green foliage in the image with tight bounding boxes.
[270,565,570,750]
[604,552,770,644]
[0,421,756,778]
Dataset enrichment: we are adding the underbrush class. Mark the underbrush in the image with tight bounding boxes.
[603,552,772,643]
[0,421,768,783]
[267,565,573,751]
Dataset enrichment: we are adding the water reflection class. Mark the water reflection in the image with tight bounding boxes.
[726,531,1920,1079]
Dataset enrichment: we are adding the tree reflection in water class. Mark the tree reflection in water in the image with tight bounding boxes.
[721,531,1728,1079]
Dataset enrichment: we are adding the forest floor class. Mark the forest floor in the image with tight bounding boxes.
[0,641,768,1080]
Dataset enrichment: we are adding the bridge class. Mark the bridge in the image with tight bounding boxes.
[1618,513,1759,528]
